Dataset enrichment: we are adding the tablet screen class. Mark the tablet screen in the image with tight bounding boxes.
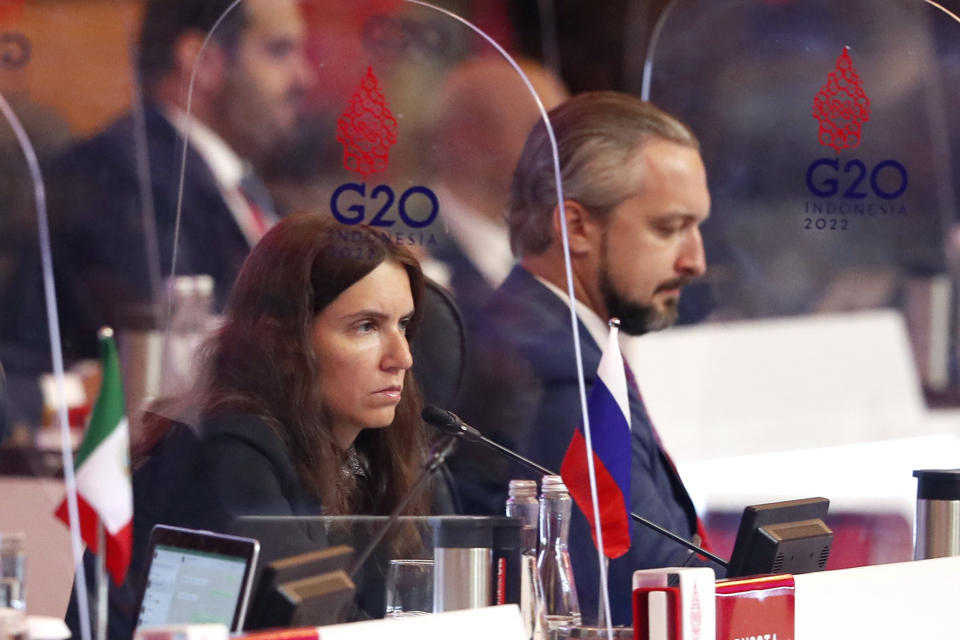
[136,526,259,632]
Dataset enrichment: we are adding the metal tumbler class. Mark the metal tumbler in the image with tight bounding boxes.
[432,517,495,612]
[913,469,960,559]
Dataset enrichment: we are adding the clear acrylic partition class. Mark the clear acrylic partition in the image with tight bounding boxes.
[151,0,584,620]
[639,0,960,569]
[153,0,581,624]
[234,515,526,621]
[234,515,437,620]
[0,0,146,621]
[152,0,582,497]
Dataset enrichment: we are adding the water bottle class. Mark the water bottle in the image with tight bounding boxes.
[507,479,540,554]
[164,275,215,394]
[537,475,581,632]
[168,274,214,334]
[507,480,546,640]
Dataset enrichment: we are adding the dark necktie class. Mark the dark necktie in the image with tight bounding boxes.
[622,357,712,552]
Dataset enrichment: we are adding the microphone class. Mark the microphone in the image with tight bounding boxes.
[422,406,728,569]
[347,435,458,578]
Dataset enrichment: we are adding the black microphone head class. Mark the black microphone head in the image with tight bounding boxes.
[421,406,465,437]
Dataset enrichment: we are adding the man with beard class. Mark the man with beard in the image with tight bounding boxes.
[50,0,313,360]
[449,92,713,625]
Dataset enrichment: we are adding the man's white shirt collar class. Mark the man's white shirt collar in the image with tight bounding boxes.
[533,270,655,404]
[435,185,515,288]
[163,106,268,246]
[164,106,245,190]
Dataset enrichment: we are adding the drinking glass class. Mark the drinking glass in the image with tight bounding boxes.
[0,607,26,640]
[0,533,26,611]
[384,559,433,618]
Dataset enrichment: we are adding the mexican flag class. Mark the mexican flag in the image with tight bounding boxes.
[55,329,133,585]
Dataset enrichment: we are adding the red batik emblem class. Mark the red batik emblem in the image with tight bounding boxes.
[813,47,871,153]
[0,0,24,22]
[690,582,703,640]
[337,67,398,177]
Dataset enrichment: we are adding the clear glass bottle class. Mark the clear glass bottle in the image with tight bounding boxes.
[506,479,540,554]
[537,475,581,632]
[168,274,214,333]
[164,274,215,394]
[507,480,546,640]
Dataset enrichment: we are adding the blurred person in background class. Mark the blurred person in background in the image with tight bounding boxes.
[65,213,448,639]
[450,92,716,624]
[424,57,568,323]
[50,0,314,360]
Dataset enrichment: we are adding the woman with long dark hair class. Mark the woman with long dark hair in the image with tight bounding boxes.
[138,212,430,520]
[69,213,438,640]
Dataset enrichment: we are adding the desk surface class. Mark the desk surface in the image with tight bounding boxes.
[0,475,74,617]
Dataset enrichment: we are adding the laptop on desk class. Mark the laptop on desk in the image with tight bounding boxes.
[135,525,260,632]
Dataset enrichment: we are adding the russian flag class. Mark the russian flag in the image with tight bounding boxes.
[561,321,632,558]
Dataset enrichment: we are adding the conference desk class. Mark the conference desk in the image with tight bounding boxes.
[793,556,960,638]
[5,462,960,640]
[239,557,960,639]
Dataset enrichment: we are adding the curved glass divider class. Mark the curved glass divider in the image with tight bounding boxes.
[234,514,434,622]
[638,0,960,570]
[141,0,619,628]
[0,1,145,634]
[0,88,90,632]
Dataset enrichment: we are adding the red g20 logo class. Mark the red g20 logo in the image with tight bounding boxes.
[804,48,908,231]
[332,67,439,232]
[0,0,28,71]
[812,47,870,153]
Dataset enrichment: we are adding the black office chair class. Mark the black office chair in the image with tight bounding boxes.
[410,278,468,514]
[411,277,468,411]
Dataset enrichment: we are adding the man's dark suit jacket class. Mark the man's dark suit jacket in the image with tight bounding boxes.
[50,103,252,359]
[450,265,708,625]
[428,230,496,327]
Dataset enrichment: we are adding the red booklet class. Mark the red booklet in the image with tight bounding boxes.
[715,574,795,640]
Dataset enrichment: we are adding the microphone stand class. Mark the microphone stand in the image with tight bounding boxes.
[347,436,458,578]
[425,408,728,569]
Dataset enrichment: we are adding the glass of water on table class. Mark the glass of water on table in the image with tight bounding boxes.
[384,559,432,618]
[0,533,26,611]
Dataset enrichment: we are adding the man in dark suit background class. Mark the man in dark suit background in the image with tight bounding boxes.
[450,92,715,624]
[51,0,314,360]
[423,57,567,324]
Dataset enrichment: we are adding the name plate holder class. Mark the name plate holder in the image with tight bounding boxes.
[632,567,716,640]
